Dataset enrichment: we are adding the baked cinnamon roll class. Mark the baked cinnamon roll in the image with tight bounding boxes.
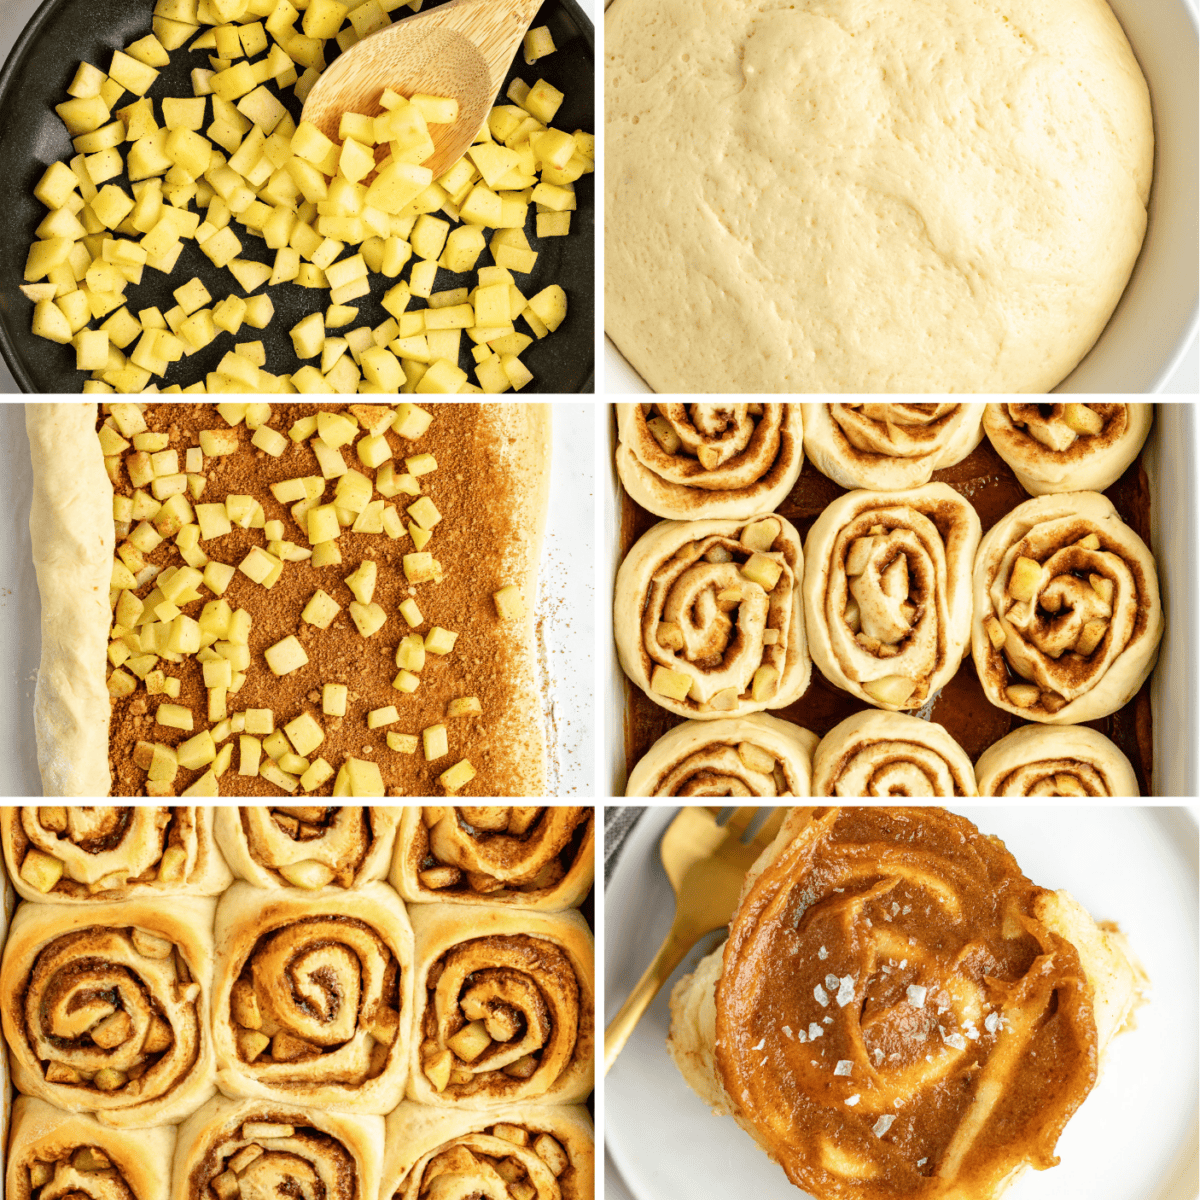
[812,711,977,797]
[971,491,1162,723]
[974,725,1138,796]
[615,403,804,519]
[615,514,810,719]
[803,484,980,710]
[982,403,1152,495]
[668,807,1146,1200]
[625,714,818,796]
[803,404,984,491]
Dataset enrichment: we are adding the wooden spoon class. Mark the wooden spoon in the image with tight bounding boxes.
[301,0,546,179]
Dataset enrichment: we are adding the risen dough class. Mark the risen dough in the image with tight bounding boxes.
[606,0,1153,393]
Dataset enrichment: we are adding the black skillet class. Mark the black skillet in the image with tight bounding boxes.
[0,0,594,394]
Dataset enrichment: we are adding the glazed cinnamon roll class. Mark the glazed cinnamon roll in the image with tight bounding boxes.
[7,1097,176,1200]
[215,807,400,890]
[211,882,414,1114]
[982,403,1152,495]
[812,711,977,797]
[668,807,1146,1200]
[408,905,594,1109]
[615,514,810,719]
[803,404,984,491]
[391,808,593,911]
[803,485,981,710]
[971,491,1162,723]
[169,1096,383,1200]
[974,725,1139,796]
[381,1102,594,1200]
[1,807,230,904]
[625,714,818,796]
[0,897,217,1128]
[615,403,804,520]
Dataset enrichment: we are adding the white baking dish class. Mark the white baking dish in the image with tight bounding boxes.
[601,402,1198,797]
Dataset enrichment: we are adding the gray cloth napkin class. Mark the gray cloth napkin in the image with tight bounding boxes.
[604,806,645,883]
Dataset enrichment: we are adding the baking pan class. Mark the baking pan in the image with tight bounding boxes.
[0,0,594,394]
[601,402,1198,797]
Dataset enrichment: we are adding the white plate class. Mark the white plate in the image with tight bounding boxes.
[605,806,1200,1200]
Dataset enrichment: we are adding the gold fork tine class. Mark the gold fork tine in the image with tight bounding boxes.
[722,806,757,840]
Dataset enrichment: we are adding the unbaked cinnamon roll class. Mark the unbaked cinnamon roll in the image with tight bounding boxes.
[169,1096,383,1200]
[615,514,810,719]
[7,1097,176,1200]
[0,807,230,904]
[974,725,1139,796]
[971,491,1162,723]
[391,808,593,911]
[215,807,400,890]
[615,403,804,519]
[211,882,413,1114]
[668,807,1146,1200]
[803,484,981,710]
[0,897,217,1128]
[381,1102,594,1200]
[982,403,1152,495]
[812,711,977,797]
[803,404,984,491]
[625,714,817,796]
[408,905,594,1108]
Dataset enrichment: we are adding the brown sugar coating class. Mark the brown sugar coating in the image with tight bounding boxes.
[621,426,1154,791]
[106,402,545,797]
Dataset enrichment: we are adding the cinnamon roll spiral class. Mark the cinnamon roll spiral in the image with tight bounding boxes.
[212,882,414,1114]
[0,897,217,1128]
[803,404,985,491]
[215,807,400,890]
[1,807,231,904]
[381,1103,594,1200]
[668,807,1146,1200]
[392,808,594,911]
[982,403,1152,495]
[615,514,810,719]
[169,1096,383,1200]
[803,484,981,710]
[625,714,818,796]
[408,905,594,1108]
[615,403,804,520]
[971,491,1162,723]
[812,711,977,797]
[974,725,1139,796]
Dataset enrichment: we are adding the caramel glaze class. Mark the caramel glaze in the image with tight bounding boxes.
[619,430,1154,792]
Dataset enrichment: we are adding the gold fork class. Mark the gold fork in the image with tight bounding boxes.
[603,805,786,1074]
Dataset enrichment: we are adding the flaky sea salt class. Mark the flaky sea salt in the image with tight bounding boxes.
[836,975,855,1006]
[985,1012,1000,1034]
[808,1022,824,1040]
[752,1039,765,1050]
[814,984,829,1007]
[944,1032,967,1051]
[782,1025,793,1039]
[873,1115,895,1137]
[845,1094,860,1106]
[825,973,841,993]
[834,1060,853,1076]
[818,946,829,960]
[906,984,927,1008]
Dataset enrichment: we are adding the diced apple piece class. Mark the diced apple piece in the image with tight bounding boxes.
[264,636,309,676]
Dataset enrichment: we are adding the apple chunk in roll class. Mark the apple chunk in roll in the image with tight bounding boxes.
[668,807,1146,1200]
[972,491,1162,723]
[615,514,810,719]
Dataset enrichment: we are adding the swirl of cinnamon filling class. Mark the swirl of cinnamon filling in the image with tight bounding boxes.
[615,403,804,520]
[803,484,981,711]
[410,906,594,1108]
[971,491,1162,724]
[0,898,216,1128]
[615,514,810,719]
[625,714,818,796]
[803,404,985,491]
[982,403,1152,495]
[974,724,1138,796]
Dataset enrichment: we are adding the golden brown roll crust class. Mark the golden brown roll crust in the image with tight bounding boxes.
[615,403,805,520]
[391,807,594,911]
[0,896,217,1128]
[7,1096,176,1200]
[169,1095,384,1200]
[407,904,594,1109]
[381,1102,594,1200]
[211,881,414,1114]
[215,807,401,890]
[974,725,1139,796]
[1,807,231,904]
